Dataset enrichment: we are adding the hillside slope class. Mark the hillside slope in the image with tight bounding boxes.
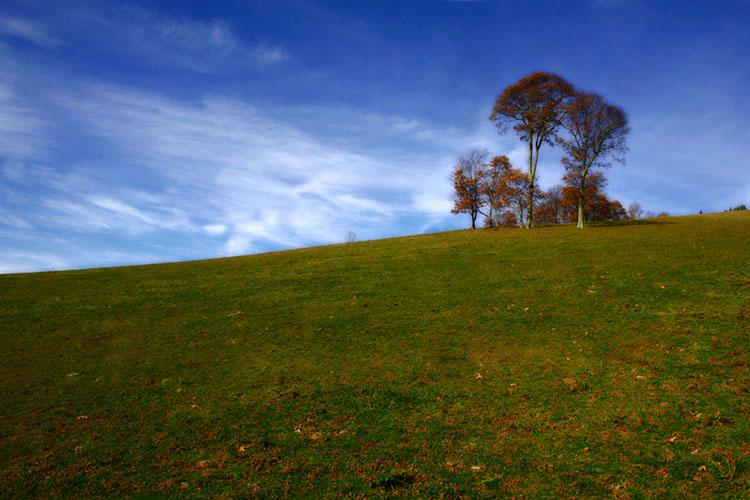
[1,212,749,496]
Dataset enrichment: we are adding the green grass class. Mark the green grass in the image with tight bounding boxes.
[1,212,749,497]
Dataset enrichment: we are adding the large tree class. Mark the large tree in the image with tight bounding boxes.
[489,71,575,228]
[451,149,489,229]
[558,92,629,228]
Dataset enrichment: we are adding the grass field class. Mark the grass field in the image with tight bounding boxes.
[1,212,749,497]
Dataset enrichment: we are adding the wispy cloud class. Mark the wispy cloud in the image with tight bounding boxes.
[134,17,287,71]
[62,84,455,248]
[0,251,70,274]
[57,5,288,73]
[0,75,468,272]
[0,17,61,47]
[0,84,48,160]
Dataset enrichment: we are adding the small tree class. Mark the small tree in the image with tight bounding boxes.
[499,162,539,227]
[560,172,625,223]
[534,185,564,225]
[561,171,606,223]
[489,71,575,228]
[627,202,643,220]
[451,149,489,229]
[499,211,518,227]
[558,92,629,229]
[480,155,510,227]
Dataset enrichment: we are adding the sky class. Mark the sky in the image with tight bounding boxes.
[1,0,748,273]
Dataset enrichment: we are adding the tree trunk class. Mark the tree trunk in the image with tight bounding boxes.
[525,136,534,228]
[471,211,476,229]
[577,170,587,229]
[527,141,541,229]
[527,178,535,229]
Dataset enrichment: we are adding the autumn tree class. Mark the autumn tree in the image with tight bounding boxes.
[502,166,538,227]
[499,211,518,227]
[451,149,489,229]
[558,92,629,229]
[480,155,512,227]
[486,158,539,227]
[489,71,575,228]
[561,171,625,223]
[534,185,563,225]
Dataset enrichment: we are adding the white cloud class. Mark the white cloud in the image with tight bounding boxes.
[0,17,61,47]
[58,6,287,73]
[224,234,252,255]
[0,85,47,160]
[41,84,464,254]
[413,192,453,215]
[251,42,286,64]
[203,223,227,236]
[0,251,69,274]
[146,18,286,69]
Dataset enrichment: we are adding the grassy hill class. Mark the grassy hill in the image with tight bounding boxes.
[1,212,749,497]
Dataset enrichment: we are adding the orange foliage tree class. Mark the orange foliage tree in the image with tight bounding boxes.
[480,155,509,227]
[489,72,575,228]
[479,155,539,228]
[534,185,564,225]
[451,149,489,228]
[561,172,626,223]
[558,92,629,228]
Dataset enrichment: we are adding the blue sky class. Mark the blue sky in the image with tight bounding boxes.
[1,0,748,273]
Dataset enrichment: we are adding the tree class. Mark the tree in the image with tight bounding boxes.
[608,200,627,221]
[561,171,605,223]
[479,156,510,227]
[560,172,625,223]
[499,211,518,227]
[489,71,575,228]
[451,149,489,229]
[626,202,643,220]
[558,92,629,229]
[534,184,563,225]
[499,162,537,227]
